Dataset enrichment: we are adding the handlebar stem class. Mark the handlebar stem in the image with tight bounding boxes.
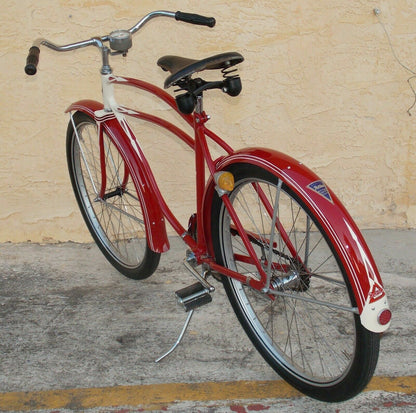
[101,47,112,75]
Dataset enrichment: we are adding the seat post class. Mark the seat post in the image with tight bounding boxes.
[195,95,203,114]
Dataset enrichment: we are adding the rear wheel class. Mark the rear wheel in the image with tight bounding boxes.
[211,163,379,402]
[67,112,160,279]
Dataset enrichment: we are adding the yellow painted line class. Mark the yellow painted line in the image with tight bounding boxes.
[0,376,414,411]
[366,375,416,394]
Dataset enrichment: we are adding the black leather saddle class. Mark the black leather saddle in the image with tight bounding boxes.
[157,52,244,89]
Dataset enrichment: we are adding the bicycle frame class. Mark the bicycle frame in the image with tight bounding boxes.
[66,69,390,333]
[67,74,233,252]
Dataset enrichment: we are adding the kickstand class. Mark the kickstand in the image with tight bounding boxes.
[155,309,194,363]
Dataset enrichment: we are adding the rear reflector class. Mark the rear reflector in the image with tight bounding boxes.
[378,309,392,326]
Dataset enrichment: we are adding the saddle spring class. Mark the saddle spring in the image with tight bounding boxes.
[221,66,238,80]
[221,66,242,97]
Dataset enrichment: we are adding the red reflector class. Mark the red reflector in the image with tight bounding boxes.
[378,309,392,326]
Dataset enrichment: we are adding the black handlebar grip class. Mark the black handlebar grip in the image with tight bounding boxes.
[25,46,40,75]
[175,11,216,28]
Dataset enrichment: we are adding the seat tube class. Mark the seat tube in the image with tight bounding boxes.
[194,96,209,253]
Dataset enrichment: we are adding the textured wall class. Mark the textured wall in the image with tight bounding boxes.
[1,0,416,243]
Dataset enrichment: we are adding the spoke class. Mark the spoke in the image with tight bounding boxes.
[310,252,334,274]
[234,186,269,249]
[309,271,346,286]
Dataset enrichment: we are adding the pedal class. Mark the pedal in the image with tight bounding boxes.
[175,282,212,312]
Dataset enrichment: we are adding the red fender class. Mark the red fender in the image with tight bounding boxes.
[203,147,390,333]
[66,99,170,253]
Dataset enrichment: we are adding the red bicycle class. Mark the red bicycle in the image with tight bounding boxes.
[25,10,391,402]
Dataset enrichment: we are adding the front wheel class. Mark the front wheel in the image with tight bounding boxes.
[211,163,380,402]
[66,112,160,280]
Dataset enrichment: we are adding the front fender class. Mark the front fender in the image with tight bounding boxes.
[203,147,390,333]
[66,100,169,253]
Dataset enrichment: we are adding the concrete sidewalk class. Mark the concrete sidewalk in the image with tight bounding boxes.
[0,229,415,412]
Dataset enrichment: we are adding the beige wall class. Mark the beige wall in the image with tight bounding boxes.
[1,0,416,243]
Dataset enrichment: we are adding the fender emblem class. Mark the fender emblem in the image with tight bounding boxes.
[307,180,333,204]
[369,282,385,303]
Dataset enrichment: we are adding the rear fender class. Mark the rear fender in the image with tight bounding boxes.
[203,147,390,333]
[66,100,169,253]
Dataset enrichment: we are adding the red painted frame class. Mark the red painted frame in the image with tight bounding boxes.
[66,73,391,332]
[110,76,269,286]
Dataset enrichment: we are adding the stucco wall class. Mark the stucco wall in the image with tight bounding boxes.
[1,0,416,243]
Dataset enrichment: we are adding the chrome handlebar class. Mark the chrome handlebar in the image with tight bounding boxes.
[25,10,215,75]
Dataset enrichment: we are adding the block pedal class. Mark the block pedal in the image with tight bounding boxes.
[175,282,212,312]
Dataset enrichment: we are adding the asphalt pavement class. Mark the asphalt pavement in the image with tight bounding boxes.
[0,229,415,412]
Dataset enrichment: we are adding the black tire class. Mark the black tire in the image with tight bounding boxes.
[211,163,380,402]
[67,112,160,279]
